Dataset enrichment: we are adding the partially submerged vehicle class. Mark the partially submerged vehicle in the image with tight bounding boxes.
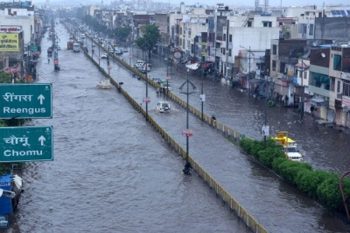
[156,101,171,113]
[272,131,303,162]
[96,79,112,89]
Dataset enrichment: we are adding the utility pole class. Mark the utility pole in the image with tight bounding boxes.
[91,40,94,58]
[98,43,101,66]
[263,79,269,143]
[248,46,251,95]
[180,68,197,175]
[143,50,150,121]
[107,47,111,76]
[225,20,229,80]
[201,67,204,121]
[300,58,305,121]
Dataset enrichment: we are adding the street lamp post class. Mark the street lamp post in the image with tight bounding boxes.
[300,58,305,121]
[143,50,150,121]
[98,43,101,66]
[129,43,132,65]
[180,66,198,175]
[262,79,269,143]
[107,47,111,76]
[91,39,94,58]
[200,67,205,121]
[248,46,251,95]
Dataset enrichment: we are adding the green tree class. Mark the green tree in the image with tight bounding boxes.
[115,26,131,45]
[135,24,160,59]
[0,71,12,83]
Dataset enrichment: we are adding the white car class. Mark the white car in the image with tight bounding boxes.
[114,48,123,55]
[100,53,108,59]
[134,60,145,68]
[284,146,303,162]
[160,82,172,91]
[156,101,171,113]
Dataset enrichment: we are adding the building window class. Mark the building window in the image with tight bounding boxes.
[272,45,277,55]
[280,62,286,74]
[229,34,232,42]
[309,24,314,36]
[337,80,341,93]
[221,48,225,55]
[263,21,272,27]
[272,60,276,71]
[309,72,330,90]
[228,49,232,57]
[333,54,342,71]
[330,77,335,91]
[343,80,350,97]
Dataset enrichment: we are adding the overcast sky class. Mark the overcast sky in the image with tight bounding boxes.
[32,0,349,7]
[166,0,349,7]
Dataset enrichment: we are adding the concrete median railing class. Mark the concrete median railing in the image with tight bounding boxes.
[64,23,268,233]
[104,44,244,144]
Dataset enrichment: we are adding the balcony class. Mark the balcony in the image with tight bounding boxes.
[309,85,330,98]
[341,72,350,81]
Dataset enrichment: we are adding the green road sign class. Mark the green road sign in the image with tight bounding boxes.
[0,126,53,162]
[0,83,52,119]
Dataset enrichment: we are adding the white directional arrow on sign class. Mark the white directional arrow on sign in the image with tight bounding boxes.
[37,94,45,105]
[38,135,46,146]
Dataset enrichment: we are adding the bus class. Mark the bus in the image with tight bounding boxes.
[73,42,80,53]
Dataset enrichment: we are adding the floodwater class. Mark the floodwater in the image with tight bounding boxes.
[3,23,250,233]
[80,23,350,232]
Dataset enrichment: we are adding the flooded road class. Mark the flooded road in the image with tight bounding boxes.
[3,23,250,233]
[80,27,350,233]
[145,54,350,174]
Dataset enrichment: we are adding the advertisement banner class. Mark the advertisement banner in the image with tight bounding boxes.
[0,33,19,52]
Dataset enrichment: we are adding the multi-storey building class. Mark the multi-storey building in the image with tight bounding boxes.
[328,45,350,127]
[220,15,279,83]
[153,13,169,56]
[0,1,35,45]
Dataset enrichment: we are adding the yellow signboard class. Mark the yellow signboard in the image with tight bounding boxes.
[0,33,19,52]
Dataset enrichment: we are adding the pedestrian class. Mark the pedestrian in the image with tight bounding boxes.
[211,115,217,127]
[285,95,289,106]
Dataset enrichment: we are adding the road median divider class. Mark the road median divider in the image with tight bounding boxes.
[63,24,268,233]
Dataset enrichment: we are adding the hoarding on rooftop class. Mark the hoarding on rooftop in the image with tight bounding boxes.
[0,33,19,52]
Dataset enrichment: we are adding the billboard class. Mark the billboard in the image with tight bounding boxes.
[0,33,19,52]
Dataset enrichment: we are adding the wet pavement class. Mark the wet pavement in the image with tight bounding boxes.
[3,23,250,233]
[81,27,350,233]
[135,50,350,174]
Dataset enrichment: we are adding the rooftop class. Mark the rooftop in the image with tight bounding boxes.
[0,1,33,10]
